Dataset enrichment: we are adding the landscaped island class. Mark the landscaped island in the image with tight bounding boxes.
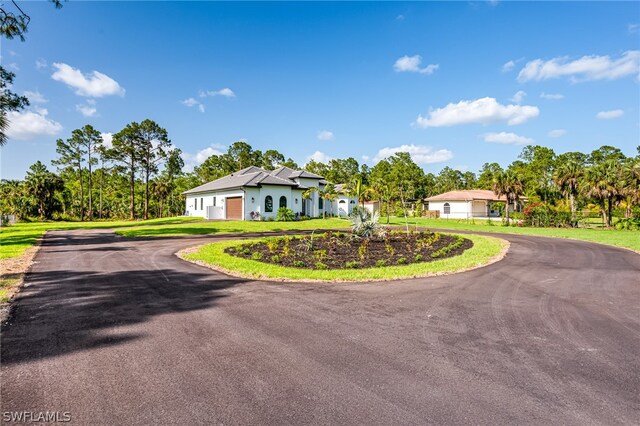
[226,231,471,270]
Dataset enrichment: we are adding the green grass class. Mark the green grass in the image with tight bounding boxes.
[0,217,201,260]
[0,276,20,303]
[386,217,640,253]
[115,218,350,237]
[182,233,506,282]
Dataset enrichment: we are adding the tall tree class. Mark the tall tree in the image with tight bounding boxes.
[111,123,144,220]
[53,133,87,220]
[262,149,285,170]
[620,159,640,218]
[582,159,622,227]
[554,160,583,226]
[138,119,171,220]
[0,66,29,146]
[477,163,503,190]
[73,125,102,219]
[25,161,63,219]
[493,170,524,226]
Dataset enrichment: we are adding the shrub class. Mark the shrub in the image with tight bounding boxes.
[397,257,407,265]
[615,218,640,230]
[414,254,423,262]
[344,260,360,269]
[314,262,328,270]
[350,209,383,238]
[240,247,251,255]
[293,260,305,267]
[375,259,386,267]
[313,249,327,261]
[251,251,263,260]
[265,239,279,253]
[271,255,281,263]
[276,207,295,221]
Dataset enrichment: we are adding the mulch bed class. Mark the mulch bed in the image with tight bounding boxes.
[225,231,473,270]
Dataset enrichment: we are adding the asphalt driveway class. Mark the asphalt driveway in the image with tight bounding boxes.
[1,229,639,425]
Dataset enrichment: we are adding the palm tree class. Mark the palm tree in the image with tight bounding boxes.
[302,186,318,217]
[554,160,583,226]
[620,159,639,219]
[319,183,337,219]
[492,170,524,226]
[582,159,621,227]
[344,177,373,208]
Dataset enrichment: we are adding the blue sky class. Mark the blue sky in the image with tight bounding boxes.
[2,1,639,180]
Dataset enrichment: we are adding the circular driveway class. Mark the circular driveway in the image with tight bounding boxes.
[2,229,639,425]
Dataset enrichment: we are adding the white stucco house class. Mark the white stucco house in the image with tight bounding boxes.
[184,166,357,220]
[426,190,523,220]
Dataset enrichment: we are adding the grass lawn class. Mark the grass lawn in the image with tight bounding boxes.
[0,217,201,260]
[182,233,506,282]
[386,217,640,253]
[114,217,350,237]
[0,276,20,303]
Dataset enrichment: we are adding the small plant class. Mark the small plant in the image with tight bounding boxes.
[314,262,328,270]
[344,260,360,269]
[350,209,383,238]
[358,239,369,260]
[397,257,407,265]
[251,251,264,260]
[249,211,262,221]
[276,207,295,221]
[375,259,386,267]
[240,247,251,255]
[384,238,395,256]
[414,254,423,262]
[293,260,305,267]
[281,236,292,257]
[313,249,327,261]
[297,231,315,251]
[271,255,281,263]
[265,239,279,253]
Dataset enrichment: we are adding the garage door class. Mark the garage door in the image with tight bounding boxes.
[225,197,243,220]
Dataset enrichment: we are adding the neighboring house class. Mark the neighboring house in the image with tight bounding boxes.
[426,190,523,220]
[362,201,380,216]
[183,166,357,220]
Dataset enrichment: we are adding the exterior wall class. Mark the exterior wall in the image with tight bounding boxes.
[363,201,380,216]
[329,195,358,217]
[185,189,244,219]
[243,187,261,220]
[254,185,298,220]
[429,200,472,219]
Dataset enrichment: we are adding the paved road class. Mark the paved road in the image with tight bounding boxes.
[2,229,639,425]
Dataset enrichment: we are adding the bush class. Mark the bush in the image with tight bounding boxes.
[350,208,383,238]
[251,251,263,260]
[314,262,328,270]
[344,260,360,269]
[293,260,305,267]
[375,259,386,267]
[397,257,407,265]
[276,207,295,221]
[270,255,281,263]
[615,218,640,230]
[414,254,423,262]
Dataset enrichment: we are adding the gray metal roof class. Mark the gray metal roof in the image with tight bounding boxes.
[183,168,300,195]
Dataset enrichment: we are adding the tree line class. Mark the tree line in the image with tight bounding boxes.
[1,125,638,228]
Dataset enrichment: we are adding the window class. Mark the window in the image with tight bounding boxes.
[279,196,287,208]
[443,203,450,214]
[319,198,323,209]
[200,198,203,210]
[213,197,216,207]
[265,195,273,212]
[339,200,346,204]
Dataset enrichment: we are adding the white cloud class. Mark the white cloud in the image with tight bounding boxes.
[76,102,97,117]
[6,108,63,141]
[372,144,453,165]
[596,109,624,120]
[181,97,205,112]
[181,144,226,172]
[483,132,534,145]
[35,58,48,70]
[540,92,564,100]
[100,132,113,149]
[51,63,125,97]
[199,88,236,98]
[517,50,640,82]
[23,90,48,103]
[414,97,539,128]
[395,14,405,21]
[317,130,334,141]
[393,55,439,75]
[361,155,370,162]
[502,60,516,72]
[511,90,527,104]
[629,24,639,34]
[548,129,567,138]
[7,62,19,71]
[306,150,333,164]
